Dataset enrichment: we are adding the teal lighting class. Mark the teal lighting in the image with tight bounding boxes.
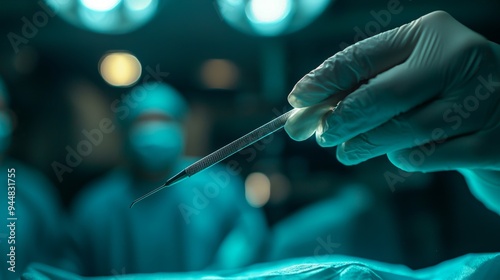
[217,0,332,37]
[79,0,121,12]
[246,0,292,24]
[46,0,159,34]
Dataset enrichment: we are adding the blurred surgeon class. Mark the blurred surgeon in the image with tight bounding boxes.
[0,78,62,280]
[66,83,268,276]
[285,11,500,215]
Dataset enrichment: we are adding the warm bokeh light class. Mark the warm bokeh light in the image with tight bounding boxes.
[245,172,271,208]
[200,59,239,89]
[99,52,142,87]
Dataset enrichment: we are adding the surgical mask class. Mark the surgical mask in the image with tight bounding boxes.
[128,121,184,172]
[0,112,11,154]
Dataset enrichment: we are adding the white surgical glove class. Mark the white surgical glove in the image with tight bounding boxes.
[285,11,500,214]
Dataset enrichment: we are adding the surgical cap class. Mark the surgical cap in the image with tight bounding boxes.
[123,82,188,124]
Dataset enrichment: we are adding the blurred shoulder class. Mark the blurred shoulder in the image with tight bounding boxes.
[6,159,60,208]
[71,168,129,217]
[8,159,56,192]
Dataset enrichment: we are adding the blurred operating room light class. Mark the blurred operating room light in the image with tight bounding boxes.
[99,52,142,87]
[124,0,153,11]
[45,0,159,34]
[80,0,120,12]
[246,0,292,24]
[200,59,239,89]
[245,172,271,208]
[217,0,332,36]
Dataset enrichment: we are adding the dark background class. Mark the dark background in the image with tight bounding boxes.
[1,0,500,270]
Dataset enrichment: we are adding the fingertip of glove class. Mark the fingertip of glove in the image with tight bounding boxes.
[316,133,336,148]
[287,93,302,108]
[387,151,417,173]
[336,143,359,166]
[288,77,315,108]
[284,120,310,142]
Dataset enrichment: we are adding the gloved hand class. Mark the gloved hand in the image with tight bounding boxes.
[285,11,500,213]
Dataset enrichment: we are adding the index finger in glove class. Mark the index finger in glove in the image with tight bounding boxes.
[288,18,421,109]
